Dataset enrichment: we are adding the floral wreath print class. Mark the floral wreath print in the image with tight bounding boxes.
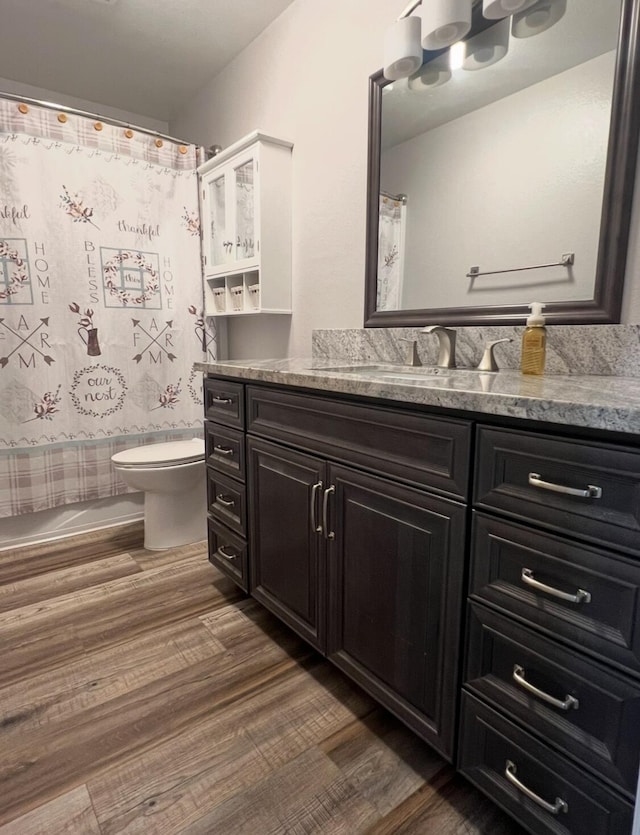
[182,207,201,237]
[103,251,160,306]
[69,364,127,418]
[0,240,30,302]
[69,302,102,356]
[59,185,100,229]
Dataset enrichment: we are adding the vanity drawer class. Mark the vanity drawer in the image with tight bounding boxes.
[458,693,634,835]
[207,517,248,592]
[204,377,245,429]
[465,602,640,795]
[246,386,471,499]
[205,422,246,481]
[470,513,640,677]
[206,468,246,536]
[474,426,640,556]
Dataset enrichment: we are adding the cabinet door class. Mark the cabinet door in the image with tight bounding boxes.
[204,169,232,270]
[230,155,257,264]
[326,464,466,760]
[248,437,326,651]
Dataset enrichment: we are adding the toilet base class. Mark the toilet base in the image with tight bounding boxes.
[143,484,207,550]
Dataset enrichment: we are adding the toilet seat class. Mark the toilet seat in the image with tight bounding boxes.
[111,438,204,469]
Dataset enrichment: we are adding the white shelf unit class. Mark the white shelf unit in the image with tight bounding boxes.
[198,131,293,317]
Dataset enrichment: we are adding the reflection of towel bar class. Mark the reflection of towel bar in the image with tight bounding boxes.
[467,252,574,278]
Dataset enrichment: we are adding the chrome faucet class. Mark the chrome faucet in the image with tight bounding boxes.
[477,338,512,372]
[421,325,457,368]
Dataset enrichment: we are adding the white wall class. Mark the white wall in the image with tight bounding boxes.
[171,0,640,358]
[382,52,613,309]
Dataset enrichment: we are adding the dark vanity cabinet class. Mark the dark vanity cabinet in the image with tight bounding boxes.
[204,374,640,833]
[204,377,249,591]
[459,426,639,834]
[246,385,470,760]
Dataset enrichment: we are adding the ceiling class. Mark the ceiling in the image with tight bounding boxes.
[0,0,297,122]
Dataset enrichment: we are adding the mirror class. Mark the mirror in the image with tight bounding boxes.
[364,0,640,327]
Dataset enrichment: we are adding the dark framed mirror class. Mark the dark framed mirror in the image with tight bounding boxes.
[364,0,640,327]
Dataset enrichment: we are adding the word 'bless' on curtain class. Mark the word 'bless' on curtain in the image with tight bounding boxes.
[0,99,217,517]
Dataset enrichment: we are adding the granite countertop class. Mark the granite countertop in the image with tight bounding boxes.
[193,358,640,436]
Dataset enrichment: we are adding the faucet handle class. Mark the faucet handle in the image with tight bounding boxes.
[477,338,512,372]
[399,338,422,367]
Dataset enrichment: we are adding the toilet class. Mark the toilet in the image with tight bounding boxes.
[111,437,206,550]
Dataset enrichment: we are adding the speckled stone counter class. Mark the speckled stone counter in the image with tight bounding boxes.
[194,357,640,436]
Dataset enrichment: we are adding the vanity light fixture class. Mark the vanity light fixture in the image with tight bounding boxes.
[482,0,538,18]
[421,0,473,50]
[384,14,423,80]
[383,0,472,79]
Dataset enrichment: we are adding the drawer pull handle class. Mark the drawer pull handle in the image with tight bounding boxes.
[528,472,602,499]
[505,761,568,815]
[216,546,238,561]
[323,486,335,540]
[513,664,579,711]
[215,494,235,508]
[211,396,233,405]
[310,481,323,534]
[521,567,591,604]
[213,445,234,457]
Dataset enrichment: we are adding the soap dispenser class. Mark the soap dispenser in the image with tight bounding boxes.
[521,302,546,375]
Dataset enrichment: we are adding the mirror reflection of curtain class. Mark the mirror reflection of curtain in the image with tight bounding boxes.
[377,195,405,311]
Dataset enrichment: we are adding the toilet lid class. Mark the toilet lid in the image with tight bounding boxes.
[112,438,204,466]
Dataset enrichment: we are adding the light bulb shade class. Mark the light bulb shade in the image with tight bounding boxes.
[511,0,567,38]
[463,18,509,70]
[383,16,423,81]
[421,0,472,50]
[483,0,538,19]
[409,53,452,90]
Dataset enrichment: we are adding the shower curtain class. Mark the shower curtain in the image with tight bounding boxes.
[376,195,406,311]
[0,98,218,517]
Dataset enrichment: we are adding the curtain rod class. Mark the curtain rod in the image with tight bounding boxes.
[0,90,193,147]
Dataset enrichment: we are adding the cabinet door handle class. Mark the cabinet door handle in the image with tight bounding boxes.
[513,664,579,711]
[213,445,234,457]
[215,493,235,508]
[528,472,602,499]
[504,761,568,815]
[521,567,591,604]
[310,481,323,534]
[323,486,335,540]
[211,395,233,405]
[216,545,238,561]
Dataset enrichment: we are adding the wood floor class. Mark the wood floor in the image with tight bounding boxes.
[0,523,526,834]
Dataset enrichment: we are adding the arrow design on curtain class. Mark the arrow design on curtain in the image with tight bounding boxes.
[131,318,176,363]
[0,318,55,368]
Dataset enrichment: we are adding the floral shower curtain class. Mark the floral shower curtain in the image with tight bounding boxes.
[376,194,406,311]
[0,98,218,517]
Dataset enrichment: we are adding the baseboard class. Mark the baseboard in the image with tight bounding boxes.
[0,495,144,552]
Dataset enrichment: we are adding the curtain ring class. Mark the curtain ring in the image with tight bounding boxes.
[124,129,134,139]
[57,113,68,123]
[94,121,103,131]
[155,138,163,148]
[17,103,29,114]
[178,145,188,155]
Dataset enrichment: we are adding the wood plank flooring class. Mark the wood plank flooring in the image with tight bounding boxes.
[0,523,525,834]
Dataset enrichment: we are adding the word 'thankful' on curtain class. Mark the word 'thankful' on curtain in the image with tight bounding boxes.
[0,99,218,517]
